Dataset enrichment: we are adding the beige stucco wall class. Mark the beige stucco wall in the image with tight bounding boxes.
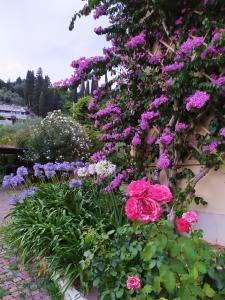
[190,166,225,214]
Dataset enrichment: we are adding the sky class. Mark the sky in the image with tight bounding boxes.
[0,0,108,83]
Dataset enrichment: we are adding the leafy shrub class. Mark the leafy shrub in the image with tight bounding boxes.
[71,96,102,154]
[7,181,124,287]
[23,110,91,162]
[6,177,225,299]
[84,221,225,299]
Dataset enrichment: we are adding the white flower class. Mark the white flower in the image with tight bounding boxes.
[95,160,116,177]
[88,164,97,175]
[77,167,88,177]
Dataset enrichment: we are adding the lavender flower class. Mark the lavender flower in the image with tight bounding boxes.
[69,179,82,188]
[11,175,24,187]
[33,163,44,178]
[2,174,13,188]
[186,90,210,111]
[16,166,28,177]
[43,163,56,179]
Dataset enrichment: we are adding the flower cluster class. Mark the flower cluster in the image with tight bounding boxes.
[125,32,145,49]
[159,129,174,145]
[176,211,198,234]
[185,90,210,111]
[9,188,37,205]
[125,180,172,223]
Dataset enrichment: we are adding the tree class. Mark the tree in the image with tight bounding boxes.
[24,71,35,108]
[91,78,98,94]
[85,80,90,96]
[79,80,85,97]
[33,68,43,115]
[39,76,50,117]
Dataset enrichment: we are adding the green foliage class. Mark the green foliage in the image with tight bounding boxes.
[70,96,102,154]
[23,111,91,162]
[83,221,225,299]
[70,96,91,125]
[7,181,124,292]
[0,118,41,146]
[7,181,225,299]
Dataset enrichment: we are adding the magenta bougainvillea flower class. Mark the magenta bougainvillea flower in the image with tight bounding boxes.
[185,90,210,111]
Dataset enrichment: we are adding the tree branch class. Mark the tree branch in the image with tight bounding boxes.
[191,166,210,187]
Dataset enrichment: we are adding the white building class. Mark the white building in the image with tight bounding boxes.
[0,104,29,120]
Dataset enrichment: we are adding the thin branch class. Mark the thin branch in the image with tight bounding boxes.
[191,166,210,187]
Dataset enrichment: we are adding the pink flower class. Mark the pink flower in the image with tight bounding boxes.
[148,184,172,204]
[128,180,151,198]
[186,90,210,111]
[132,133,141,145]
[125,197,140,221]
[126,275,141,290]
[138,198,161,223]
[176,218,190,234]
[220,127,225,137]
[182,211,198,223]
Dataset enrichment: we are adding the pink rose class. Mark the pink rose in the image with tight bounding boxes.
[148,184,172,203]
[182,211,198,223]
[126,275,141,290]
[176,218,190,234]
[125,197,140,221]
[138,198,161,223]
[128,180,151,198]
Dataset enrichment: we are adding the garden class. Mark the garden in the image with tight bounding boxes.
[1,0,225,299]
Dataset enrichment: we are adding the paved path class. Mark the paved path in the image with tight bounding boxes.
[0,190,52,300]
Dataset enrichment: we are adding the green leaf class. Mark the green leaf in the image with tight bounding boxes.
[163,271,176,293]
[141,243,157,261]
[153,276,161,294]
[141,284,152,295]
[115,289,124,298]
[203,283,216,298]
[170,243,181,257]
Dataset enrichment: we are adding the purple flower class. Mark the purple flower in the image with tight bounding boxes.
[9,187,37,205]
[161,62,184,73]
[146,136,155,145]
[202,141,218,153]
[16,166,28,177]
[175,122,188,132]
[186,90,210,111]
[33,163,44,178]
[93,4,107,19]
[69,179,82,188]
[11,175,24,187]
[2,174,13,188]
[212,76,225,86]
[140,111,159,130]
[94,26,103,34]
[149,95,168,109]
[125,32,145,48]
[219,128,225,138]
[200,46,216,59]
[123,127,132,137]
[157,153,170,169]
[159,129,174,145]
[176,36,204,59]
[43,163,56,178]
[132,133,141,145]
